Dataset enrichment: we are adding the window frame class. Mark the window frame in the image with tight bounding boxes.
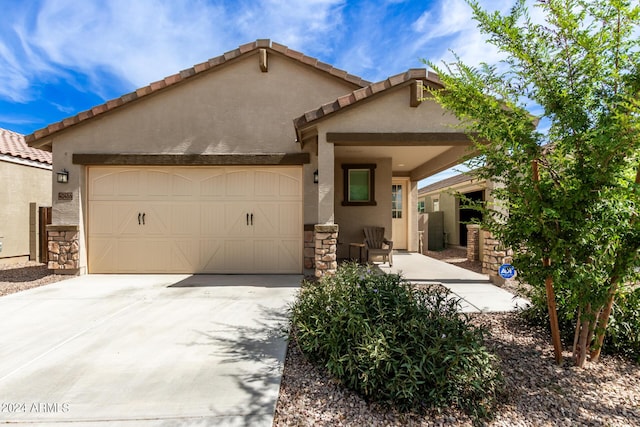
[342,163,377,206]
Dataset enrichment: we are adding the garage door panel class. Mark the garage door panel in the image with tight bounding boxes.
[88,238,117,273]
[88,166,302,274]
[253,204,278,237]
[146,171,171,198]
[170,173,197,199]
[278,203,303,236]
[91,169,143,200]
[142,204,172,236]
[116,240,146,272]
[200,240,225,272]
[200,204,226,236]
[170,240,199,272]
[143,240,173,272]
[225,170,253,199]
[254,170,301,200]
[115,204,144,236]
[171,204,199,236]
[199,172,227,199]
[224,240,253,272]
[278,239,303,273]
[224,204,254,237]
[88,202,116,235]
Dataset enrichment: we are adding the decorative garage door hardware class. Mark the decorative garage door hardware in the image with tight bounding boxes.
[246,213,254,226]
[137,212,146,225]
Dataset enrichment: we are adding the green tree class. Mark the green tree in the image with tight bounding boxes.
[428,0,640,367]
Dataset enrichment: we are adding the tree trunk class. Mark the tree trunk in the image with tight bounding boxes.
[544,259,563,365]
[532,160,563,365]
[573,306,582,355]
[590,289,617,362]
[575,304,593,368]
[590,165,640,362]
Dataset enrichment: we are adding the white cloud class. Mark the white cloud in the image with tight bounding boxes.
[410,0,516,69]
[31,0,228,89]
[229,0,345,54]
[1,0,346,103]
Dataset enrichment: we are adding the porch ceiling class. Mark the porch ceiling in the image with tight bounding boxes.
[336,145,447,173]
[332,132,478,181]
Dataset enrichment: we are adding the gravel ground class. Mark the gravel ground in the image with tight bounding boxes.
[0,261,70,297]
[274,249,640,426]
[274,312,640,427]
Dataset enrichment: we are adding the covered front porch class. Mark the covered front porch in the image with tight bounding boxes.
[294,69,478,276]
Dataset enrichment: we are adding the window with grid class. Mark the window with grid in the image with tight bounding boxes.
[392,184,402,218]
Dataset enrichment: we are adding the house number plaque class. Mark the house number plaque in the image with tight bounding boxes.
[58,192,73,201]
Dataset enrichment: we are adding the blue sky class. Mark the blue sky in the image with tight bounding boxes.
[0,0,520,185]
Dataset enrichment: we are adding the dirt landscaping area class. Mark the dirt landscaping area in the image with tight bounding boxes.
[0,261,70,297]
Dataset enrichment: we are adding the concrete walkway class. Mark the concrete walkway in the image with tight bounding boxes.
[378,252,529,313]
[0,274,299,426]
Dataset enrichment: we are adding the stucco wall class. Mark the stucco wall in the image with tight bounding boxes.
[418,180,487,247]
[334,157,392,259]
[49,52,360,225]
[46,52,361,272]
[316,88,461,133]
[0,160,51,262]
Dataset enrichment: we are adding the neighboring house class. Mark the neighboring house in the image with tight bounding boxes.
[418,171,488,248]
[26,40,476,276]
[0,128,52,264]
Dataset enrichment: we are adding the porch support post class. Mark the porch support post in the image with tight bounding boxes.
[314,224,338,278]
[317,134,335,224]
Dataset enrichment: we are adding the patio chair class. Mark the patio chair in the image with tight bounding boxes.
[363,226,393,266]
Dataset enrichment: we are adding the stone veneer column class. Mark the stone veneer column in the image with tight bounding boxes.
[304,224,316,271]
[466,224,480,261]
[314,224,338,278]
[47,225,80,273]
[481,230,513,285]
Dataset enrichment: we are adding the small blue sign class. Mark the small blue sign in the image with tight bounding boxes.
[498,264,516,279]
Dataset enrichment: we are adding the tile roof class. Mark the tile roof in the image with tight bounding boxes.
[293,69,443,131]
[0,127,52,165]
[25,39,371,147]
[418,171,483,195]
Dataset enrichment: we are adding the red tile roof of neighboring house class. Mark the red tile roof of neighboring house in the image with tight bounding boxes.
[25,39,371,147]
[293,69,443,131]
[0,127,52,165]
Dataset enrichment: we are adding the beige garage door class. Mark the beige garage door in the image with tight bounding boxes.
[88,166,303,274]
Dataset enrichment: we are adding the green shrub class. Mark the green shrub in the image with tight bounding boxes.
[290,263,502,421]
[521,284,640,363]
[602,287,640,363]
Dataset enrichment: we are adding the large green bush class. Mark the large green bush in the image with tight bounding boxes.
[290,263,502,421]
[521,285,640,363]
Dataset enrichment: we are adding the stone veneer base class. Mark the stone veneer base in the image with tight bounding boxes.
[47,225,80,273]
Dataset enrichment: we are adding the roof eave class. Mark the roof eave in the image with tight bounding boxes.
[25,39,371,147]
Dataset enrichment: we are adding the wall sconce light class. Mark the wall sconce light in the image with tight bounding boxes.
[56,169,69,184]
[313,170,319,184]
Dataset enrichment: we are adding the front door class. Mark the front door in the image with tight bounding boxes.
[391,179,407,250]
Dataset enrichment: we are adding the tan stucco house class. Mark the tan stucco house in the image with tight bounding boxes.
[418,171,489,248]
[1,128,52,264]
[25,40,475,276]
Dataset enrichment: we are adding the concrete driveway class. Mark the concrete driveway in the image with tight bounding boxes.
[0,274,300,426]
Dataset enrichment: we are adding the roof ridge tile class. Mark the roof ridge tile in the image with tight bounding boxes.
[25,39,372,145]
